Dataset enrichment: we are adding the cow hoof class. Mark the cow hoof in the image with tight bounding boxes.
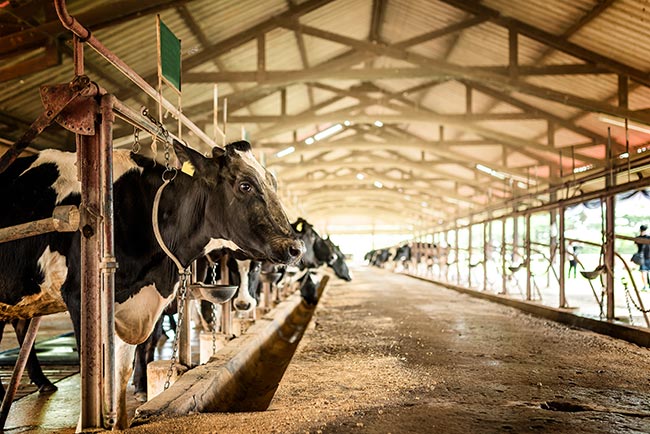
[134,391,147,403]
[38,382,58,394]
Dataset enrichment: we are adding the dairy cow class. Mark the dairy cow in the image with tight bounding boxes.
[0,140,303,428]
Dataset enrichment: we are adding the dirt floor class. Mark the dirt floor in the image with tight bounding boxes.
[118,266,650,434]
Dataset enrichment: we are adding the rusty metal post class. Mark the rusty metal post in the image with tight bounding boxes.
[78,131,103,429]
[99,95,116,428]
[483,221,489,291]
[605,198,616,320]
[559,206,567,308]
[501,218,507,295]
[525,213,532,301]
[0,316,42,429]
[468,220,473,287]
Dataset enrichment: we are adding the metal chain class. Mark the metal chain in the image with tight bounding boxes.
[163,271,190,391]
[622,280,635,325]
[132,127,141,154]
[622,278,650,314]
[210,262,218,355]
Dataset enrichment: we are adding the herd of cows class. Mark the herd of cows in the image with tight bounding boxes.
[0,139,350,428]
[365,243,452,275]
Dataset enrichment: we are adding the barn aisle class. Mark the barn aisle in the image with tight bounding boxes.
[121,266,650,434]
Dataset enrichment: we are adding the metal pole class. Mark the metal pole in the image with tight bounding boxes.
[467,221,473,287]
[559,206,567,308]
[0,316,42,429]
[605,198,616,320]
[455,225,460,286]
[99,95,117,428]
[483,221,489,291]
[525,213,532,301]
[501,218,507,294]
[79,132,103,430]
[54,0,221,149]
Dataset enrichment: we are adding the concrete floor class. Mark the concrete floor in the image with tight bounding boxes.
[5,266,650,433]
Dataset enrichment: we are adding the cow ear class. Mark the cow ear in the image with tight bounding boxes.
[212,146,225,159]
[173,139,212,174]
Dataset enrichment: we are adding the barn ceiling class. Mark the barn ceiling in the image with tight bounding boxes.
[1,0,650,234]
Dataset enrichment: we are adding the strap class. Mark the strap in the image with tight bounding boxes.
[152,179,188,275]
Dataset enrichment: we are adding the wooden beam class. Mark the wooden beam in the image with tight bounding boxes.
[0,0,189,57]
[369,0,388,42]
[0,42,60,83]
[393,15,488,48]
[275,19,650,125]
[232,112,542,124]
[437,0,650,88]
[183,63,610,83]
[465,81,614,148]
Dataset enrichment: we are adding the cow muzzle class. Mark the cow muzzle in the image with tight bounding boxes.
[272,239,305,265]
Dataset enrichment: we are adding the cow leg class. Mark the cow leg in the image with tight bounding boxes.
[132,315,164,402]
[12,319,57,394]
[115,335,136,429]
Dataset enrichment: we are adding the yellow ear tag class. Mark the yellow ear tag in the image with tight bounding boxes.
[296,222,303,232]
[181,161,195,176]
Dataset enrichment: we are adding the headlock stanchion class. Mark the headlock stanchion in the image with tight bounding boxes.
[132,275,329,425]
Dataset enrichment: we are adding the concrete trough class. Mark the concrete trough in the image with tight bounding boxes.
[132,275,328,426]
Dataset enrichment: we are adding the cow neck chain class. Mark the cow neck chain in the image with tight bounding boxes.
[164,272,188,391]
[152,162,191,391]
[210,262,218,356]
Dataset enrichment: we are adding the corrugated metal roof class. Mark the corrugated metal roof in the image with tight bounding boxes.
[1,0,649,231]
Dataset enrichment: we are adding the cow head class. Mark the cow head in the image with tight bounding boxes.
[291,218,320,269]
[324,237,351,281]
[174,140,304,265]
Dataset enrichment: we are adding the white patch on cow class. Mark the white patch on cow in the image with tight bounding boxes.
[21,149,141,204]
[0,246,68,320]
[114,284,175,345]
[234,259,256,312]
[114,334,137,429]
[236,149,267,181]
[22,150,79,204]
[203,238,242,256]
[114,149,142,181]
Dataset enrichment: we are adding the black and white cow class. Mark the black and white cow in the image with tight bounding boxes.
[323,237,351,281]
[0,140,303,428]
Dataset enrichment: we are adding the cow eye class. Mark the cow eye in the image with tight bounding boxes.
[239,182,253,193]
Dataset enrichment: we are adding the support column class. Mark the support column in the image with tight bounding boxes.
[525,214,532,301]
[79,132,102,429]
[501,218,507,295]
[558,206,568,307]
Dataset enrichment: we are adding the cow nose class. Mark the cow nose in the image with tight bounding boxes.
[235,300,252,311]
[288,240,305,261]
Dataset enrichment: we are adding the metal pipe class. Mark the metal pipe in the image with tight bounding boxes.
[99,95,117,429]
[501,218,507,294]
[525,214,532,301]
[53,0,222,150]
[468,219,473,287]
[78,132,103,429]
[0,316,42,429]
[559,206,567,308]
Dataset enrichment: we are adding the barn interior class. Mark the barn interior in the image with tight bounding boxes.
[2,0,650,433]
[3,0,649,254]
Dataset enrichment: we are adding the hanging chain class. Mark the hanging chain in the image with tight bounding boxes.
[210,262,219,355]
[164,271,190,391]
[622,280,635,325]
[132,127,141,154]
[621,278,650,314]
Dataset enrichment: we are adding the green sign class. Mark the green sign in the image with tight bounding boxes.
[159,19,181,92]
